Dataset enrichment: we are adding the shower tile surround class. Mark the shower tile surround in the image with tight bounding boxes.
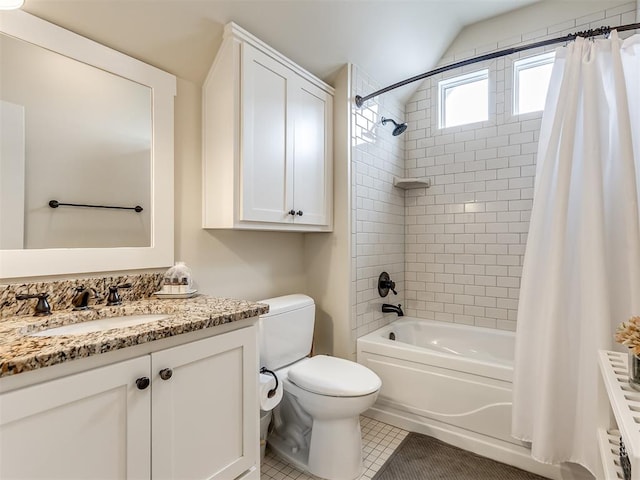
[351,66,406,355]
[397,2,637,330]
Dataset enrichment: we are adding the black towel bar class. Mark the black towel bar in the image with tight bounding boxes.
[49,200,143,212]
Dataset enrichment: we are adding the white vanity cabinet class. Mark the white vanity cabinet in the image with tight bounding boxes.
[152,326,258,480]
[202,22,334,232]
[0,356,151,479]
[0,325,258,480]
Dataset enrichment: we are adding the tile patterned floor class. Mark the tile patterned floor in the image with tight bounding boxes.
[260,415,409,480]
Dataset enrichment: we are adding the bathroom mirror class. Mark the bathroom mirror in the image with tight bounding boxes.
[0,10,176,278]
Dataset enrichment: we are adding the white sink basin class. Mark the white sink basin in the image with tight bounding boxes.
[30,314,170,337]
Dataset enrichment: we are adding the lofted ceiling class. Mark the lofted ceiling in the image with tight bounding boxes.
[23,0,540,103]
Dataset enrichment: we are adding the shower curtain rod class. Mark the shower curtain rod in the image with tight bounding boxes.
[354,22,640,108]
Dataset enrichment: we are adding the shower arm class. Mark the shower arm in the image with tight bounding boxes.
[355,22,640,108]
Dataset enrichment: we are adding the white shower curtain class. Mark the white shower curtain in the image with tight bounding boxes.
[512,32,640,475]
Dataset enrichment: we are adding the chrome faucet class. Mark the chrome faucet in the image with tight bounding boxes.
[382,303,404,317]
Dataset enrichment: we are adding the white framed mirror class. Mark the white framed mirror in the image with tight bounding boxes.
[0,10,176,279]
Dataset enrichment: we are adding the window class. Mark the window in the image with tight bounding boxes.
[514,52,555,115]
[438,70,488,129]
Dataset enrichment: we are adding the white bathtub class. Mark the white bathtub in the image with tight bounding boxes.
[356,318,574,480]
[362,317,515,380]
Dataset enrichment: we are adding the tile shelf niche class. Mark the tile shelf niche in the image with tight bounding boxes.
[598,350,640,479]
[392,177,431,189]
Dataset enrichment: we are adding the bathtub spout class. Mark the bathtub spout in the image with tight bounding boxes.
[382,303,404,316]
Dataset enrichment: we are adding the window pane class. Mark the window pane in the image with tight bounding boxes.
[443,78,488,128]
[515,54,554,115]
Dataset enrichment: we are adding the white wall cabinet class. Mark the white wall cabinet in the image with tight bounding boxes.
[203,23,334,232]
[0,325,258,480]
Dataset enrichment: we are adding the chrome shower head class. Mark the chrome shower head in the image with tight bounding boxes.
[381,117,408,136]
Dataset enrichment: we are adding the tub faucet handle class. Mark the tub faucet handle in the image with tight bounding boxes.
[378,272,397,297]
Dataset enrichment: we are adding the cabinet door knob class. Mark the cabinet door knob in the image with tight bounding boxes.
[296,210,303,216]
[288,209,296,216]
[136,377,150,390]
[159,368,173,381]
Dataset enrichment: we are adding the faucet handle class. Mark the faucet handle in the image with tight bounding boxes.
[16,293,52,316]
[378,272,398,297]
[106,283,132,306]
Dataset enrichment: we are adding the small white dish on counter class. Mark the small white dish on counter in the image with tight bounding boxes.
[153,290,198,299]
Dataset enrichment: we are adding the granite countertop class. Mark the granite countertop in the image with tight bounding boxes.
[0,295,269,378]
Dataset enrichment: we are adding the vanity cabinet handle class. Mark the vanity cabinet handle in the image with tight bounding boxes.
[288,209,296,216]
[136,377,150,390]
[159,368,173,381]
[296,210,303,216]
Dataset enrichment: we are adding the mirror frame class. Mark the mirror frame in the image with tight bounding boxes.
[0,10,176,279]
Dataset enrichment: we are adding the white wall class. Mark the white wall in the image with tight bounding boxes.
[402,0,637,330]
[350,65,406,356]
[442,0,634,62]
[173,79,308,301]
[304,65,353,359]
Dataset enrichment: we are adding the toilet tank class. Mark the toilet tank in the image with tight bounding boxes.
[258,294,315,370]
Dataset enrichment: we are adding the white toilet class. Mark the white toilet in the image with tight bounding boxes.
[258,294,381,480]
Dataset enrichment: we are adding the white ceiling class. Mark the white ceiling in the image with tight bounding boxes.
[23,0,539,103]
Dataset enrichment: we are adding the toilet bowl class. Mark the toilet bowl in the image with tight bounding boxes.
[258,295,382,480]
[268,356,380,480]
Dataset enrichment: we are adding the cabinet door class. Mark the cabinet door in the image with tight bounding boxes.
[241,43,294,224]
[151,326,258,480]
[0,357,151,480]
[291,77,333,226]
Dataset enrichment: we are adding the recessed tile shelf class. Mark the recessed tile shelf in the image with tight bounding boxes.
[393,177,431,189]
[599,350,640,479]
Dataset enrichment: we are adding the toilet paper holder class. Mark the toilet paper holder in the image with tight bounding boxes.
[260,367,279,398]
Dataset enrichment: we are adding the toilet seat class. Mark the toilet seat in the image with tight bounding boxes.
[287,355,381,397]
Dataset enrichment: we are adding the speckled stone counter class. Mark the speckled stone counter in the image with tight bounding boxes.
[0,295,268,378]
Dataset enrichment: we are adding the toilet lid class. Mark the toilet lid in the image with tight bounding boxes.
[288,355,381,397]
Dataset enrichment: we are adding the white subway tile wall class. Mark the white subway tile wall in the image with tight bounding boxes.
[402,2,637,330]
[351,65,406,356]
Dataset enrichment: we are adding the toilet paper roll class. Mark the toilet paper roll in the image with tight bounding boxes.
[259,372,283,411]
